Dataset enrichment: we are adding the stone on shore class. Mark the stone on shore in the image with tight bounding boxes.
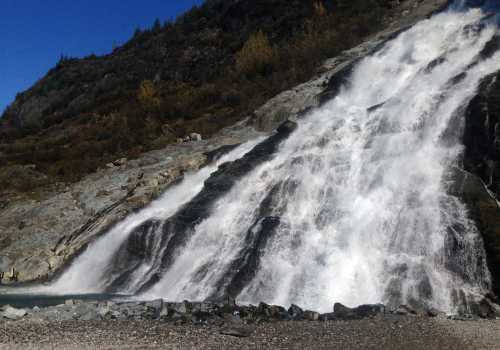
[1,305,27,320]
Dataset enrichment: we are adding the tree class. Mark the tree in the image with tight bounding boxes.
[137,80,161,112]
[235,30,277,77]
[314,1,327,16]
[152,18,161,32]
[133,27,142,38]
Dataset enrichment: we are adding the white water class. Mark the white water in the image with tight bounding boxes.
[138,5,500,313]
[24,3,500,313]
[43,138,264,294]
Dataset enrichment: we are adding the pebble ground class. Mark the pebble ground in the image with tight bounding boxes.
[0,316,499,349]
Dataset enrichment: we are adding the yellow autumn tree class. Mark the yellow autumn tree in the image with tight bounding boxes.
[313,1,327,17]
[235,30,277,77]
[137,80,161,111]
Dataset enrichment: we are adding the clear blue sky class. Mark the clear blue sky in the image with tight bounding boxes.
[0,0,203,115]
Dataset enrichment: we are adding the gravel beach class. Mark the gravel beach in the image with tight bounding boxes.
[1,317,500,350]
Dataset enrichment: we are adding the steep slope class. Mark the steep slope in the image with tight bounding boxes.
[0,0,450,285]
[0,0,444,190]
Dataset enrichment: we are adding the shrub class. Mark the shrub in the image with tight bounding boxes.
[137,80,161,112]
[313,1,327,17]
[235,30,277,77]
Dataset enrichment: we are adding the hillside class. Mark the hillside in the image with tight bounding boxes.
[0,0,423,192]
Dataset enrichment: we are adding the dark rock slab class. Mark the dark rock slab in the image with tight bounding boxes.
[220,325,256,338]
[463,71,500,298]
[333,303,386,320]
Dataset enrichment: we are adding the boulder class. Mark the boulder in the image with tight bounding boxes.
[288,304,304,320]
[189,133,202,142]
[144,299,163,319]
[171,301,192,314]
[333,303,385,320]
[1,305,27,320]
[426,307,444,318]
[73,303,101,321]
[304,310,320,321]
[393,305,417,316]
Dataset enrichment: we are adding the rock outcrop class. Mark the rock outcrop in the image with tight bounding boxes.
[462,72,500,297]
[0,124,262,283]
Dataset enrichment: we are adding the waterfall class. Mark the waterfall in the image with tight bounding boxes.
[48,2,499,313]
[46,138,265,293]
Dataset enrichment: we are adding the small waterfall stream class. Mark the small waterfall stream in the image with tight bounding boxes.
[43,2,500,313]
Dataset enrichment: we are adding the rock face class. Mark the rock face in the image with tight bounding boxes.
[103,120,297,293]
[462,72,500,297]
[0,124,262,283]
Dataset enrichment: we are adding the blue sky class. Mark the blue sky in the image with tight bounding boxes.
[0,0,203,115]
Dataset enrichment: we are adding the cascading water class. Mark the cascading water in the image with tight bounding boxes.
[45,2,500,313]
[45,138,265,293]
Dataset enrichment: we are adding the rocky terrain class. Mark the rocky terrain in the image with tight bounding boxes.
[0,298,499,349]
[0,122,262,283]
[2,318,500,350]
[0,0,452,285]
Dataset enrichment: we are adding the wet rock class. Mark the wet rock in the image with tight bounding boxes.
[393,305,417,316]
[469,298,500,319]
[333,303,385,320]
[117,121,295,293]
[97,306,112,319]
[192,302,214,314]
[204,144,240,163]
[74,303,101,321]
[1,305,27,320]
[0,122,261,284]
[144,299,163,319]
[171,301,192,315]
[463,71,500,299]
[304,310,320,321]
[288,304,304,320]
[426,307,444,318]
[256,302,272,318]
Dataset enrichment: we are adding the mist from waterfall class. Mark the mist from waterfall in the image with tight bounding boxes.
[43,2,500,313]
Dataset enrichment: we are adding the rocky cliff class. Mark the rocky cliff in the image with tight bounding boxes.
[461,71,500,297]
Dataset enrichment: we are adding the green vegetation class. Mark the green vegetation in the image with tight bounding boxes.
[235,30,278,77]
[0,0,402,193]
[137,80,161,112]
